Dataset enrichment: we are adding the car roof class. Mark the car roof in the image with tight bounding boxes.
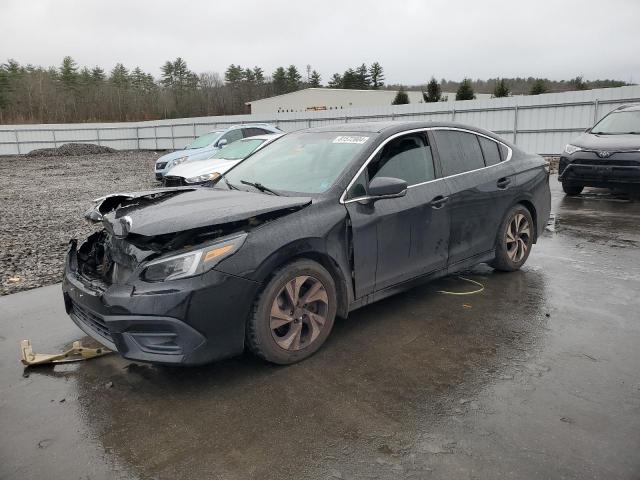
[204,124,280,135]
[614,103,640,112]
[240,133,283,141]
[305,120,491,136]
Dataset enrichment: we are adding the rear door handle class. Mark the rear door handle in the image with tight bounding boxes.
[497,177,511,189]
[429,195,449,209]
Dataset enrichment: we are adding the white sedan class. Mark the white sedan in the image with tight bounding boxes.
[162,133,283,186]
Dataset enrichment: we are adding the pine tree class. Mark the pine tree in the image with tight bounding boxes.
[5,59,21,75]
[309,70,322,87]
[224,64,244,85]
[243,68,256,84]
[456,78,475,100]
[90,66,105,83]
[285,65,302,92]
[110,64,129,88]
[327,73,342,88]
[131,67,148,90]
[252,66,264,85]
[143,73,157,93]
[59,56,78,89]
[342,68,358,89]
[392,86,409,105]
[369,62,384,89]
[160,61,174,87]
[493,78,510,97]
[530,79,547,95]
[171,58,196,89]
[272,67,287,94]
[422,77,441,102]
[79,67,92,86]
[355,63,370,89]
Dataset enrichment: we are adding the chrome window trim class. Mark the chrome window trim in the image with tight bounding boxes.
[339,126,513,205]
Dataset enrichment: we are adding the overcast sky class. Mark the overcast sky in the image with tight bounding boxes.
[1,0,639,85]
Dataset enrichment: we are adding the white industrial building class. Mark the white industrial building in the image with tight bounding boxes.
[246,88,492,114]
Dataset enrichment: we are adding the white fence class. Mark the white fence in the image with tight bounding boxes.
[1,85,639,156]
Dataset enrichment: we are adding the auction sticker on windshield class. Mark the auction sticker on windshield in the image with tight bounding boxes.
[332,136,369,144]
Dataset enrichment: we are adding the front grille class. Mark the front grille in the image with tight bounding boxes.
[574,159,639,167]
[156,162,168,170]
[163,176,186,187]
[71,301,113,342]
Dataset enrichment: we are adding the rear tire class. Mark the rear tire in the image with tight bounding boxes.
[489,205,534,272]
[246,259,337,364]
[562,182,584,195]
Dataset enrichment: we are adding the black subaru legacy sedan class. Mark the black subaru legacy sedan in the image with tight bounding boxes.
[559,104,640,195]
[63,121,551,365]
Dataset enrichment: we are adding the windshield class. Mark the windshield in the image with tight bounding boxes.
[187,131,223,149]
[211,138,265,160]
[592,111,640,134]
[223,131,372,194]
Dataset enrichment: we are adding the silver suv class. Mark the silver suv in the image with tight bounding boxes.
[154,123,281,180]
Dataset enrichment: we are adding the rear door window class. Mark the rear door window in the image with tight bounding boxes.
[478,136,502,166]
[499,144,510,161]
[243,127,264,138]
[433,130,485,176]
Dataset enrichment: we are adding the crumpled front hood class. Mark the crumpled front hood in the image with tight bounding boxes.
[166,158,240,179]
[86,187,311,237]
[573,133,640,151]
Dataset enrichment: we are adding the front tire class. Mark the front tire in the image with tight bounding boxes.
[562,182,584,195]
[490,205,534,272]
[246,259,337,364]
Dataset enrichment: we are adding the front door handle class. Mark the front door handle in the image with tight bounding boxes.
[497,177,511,189]
[430,195,449,209]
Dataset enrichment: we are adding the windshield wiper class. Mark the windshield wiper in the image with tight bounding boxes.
[240,180,280,196]
[223,176,240,191]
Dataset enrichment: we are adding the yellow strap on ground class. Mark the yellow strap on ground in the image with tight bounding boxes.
[437,276,485,296]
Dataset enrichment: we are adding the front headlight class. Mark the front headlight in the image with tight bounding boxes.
[564,144,582,155]
[185,172,221,184]
[170,156,189,168]
[141,233,247,282]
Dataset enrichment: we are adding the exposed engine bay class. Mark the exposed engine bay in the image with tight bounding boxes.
[74,187,311,287]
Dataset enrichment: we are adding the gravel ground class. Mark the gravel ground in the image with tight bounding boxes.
[0,150,161,295]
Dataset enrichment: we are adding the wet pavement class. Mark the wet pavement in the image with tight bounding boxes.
[1,177,639,479]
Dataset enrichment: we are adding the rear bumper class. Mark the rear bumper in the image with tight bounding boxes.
[62,243,260,365]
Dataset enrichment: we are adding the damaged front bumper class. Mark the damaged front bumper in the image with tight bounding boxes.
[62,241,260,365]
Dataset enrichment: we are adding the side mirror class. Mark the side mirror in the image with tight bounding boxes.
[364,177,407,203]
[217,138,228,148]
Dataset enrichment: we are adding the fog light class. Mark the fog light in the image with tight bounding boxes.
[130,332,181,354]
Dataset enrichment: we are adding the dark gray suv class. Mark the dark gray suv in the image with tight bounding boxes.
[559,104,640,195]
